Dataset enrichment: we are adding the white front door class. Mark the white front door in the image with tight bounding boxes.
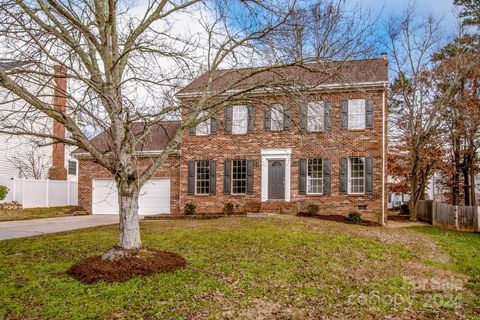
[92,178,171,215]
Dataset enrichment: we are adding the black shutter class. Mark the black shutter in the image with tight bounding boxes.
[246,160,254,194]
[340,158,348,194]
[263,108,271,130]
[299,159,307,195]
[209,160,216,195]
[188,161,195,195]
[225,106,233,134]
[283,106,291,130]
[247,106,255,133]
[366,99,374,129]
[365,157,373,194]
[340,100,348,129]
[210,117,217,134]
[324,101,332,132]
[223,160,231,195]
[189,125,196,135]
[300,104,307,131]
[323,158,331,195]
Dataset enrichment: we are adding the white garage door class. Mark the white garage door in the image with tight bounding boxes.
[92,178,170,215]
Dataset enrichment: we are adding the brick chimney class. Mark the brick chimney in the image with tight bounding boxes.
[48,65,68,180]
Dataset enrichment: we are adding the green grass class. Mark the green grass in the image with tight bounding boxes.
[411,226,480,307]
[0,216,479,319]
[0,206,73,222]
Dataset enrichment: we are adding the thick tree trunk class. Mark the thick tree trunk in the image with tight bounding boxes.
[117,192,142,250]
[409,176,418,221]
[462,167,470,206]
[102,178,143,261]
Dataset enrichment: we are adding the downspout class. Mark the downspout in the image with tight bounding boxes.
[382,83,387,226]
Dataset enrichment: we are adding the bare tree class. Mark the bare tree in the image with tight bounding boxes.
[9,145,50,179]
[387,8,479,219]
[0,0,376,260]
[387,9,446,220]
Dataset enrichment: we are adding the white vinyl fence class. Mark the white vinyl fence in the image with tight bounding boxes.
[0,175,78,208]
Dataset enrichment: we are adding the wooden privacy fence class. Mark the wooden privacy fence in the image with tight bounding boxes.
[416,200,480,233]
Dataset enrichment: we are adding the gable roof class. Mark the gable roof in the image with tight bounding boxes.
[72,121,181,156]
[178,58,388,96]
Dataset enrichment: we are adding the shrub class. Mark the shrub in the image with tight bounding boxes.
[347,211,362,224]
[0,185,8,201]
[305,204,319,215]
[222,202,235,215]
[183,202,196,215]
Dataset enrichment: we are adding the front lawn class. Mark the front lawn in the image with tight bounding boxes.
[0,206,73,222]
[0,215,478,319]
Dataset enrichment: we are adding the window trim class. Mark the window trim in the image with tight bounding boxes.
[348,157,366,195]
[347,99,366,130]
[195,113,211,136]
[232,105,248,134]
[306,101,325,132]
[195,160,210,195]
[231,159,247,195]
[306,158,323,195]
[270,104,284,131]
[67,160,77,175]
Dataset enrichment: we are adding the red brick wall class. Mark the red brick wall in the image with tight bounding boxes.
[78,156,181,214]
[180,89,387,222]
[77,88,387,223]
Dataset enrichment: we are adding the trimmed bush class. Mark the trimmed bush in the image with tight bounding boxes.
[305,204,319,216]
[222,202,235,215]
[0,185,9,201]
[347,211,362,224]
[183,202,196,215]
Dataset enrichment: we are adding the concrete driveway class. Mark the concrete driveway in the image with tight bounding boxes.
[0,215,121,241]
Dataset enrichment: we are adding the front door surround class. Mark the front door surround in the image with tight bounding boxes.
[261,149,291,202]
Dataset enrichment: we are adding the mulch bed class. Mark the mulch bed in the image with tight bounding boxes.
[297,213,380,227]
[66,250,186,284]
[387,214,411,221]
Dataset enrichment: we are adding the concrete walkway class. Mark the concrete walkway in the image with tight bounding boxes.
[0,215,120,240]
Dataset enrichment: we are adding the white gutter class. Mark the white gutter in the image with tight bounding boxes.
[176,81,389,98]
[382,83,387,226]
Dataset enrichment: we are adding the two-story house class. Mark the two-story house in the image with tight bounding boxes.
[76,57,388,223]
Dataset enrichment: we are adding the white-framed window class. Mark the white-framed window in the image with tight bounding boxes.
[348,99,366,129]
[232,105,248,134]
[195,111,211,136]
[271,104,284,131]
[195,160,210,194]
[307,101,325,131]
[307,158,323,194]
[67,160,77,175]
[232,159,247,194]
[348,157,365,194]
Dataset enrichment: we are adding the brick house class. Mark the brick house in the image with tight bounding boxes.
[75,57,388,223]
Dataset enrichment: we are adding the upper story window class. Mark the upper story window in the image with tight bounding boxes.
[271,104,284,131]
[348,99,366,129]
[307,101,325,132]
[348,157,365,194]
[232,160,247,194]
[232,105,248,134]
[68,160,77,175]
[195,111,211,136]
[307,158,323,194]
[195,160,210,195]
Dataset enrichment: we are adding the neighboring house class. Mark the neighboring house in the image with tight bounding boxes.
[75,57,389,223]
[0,62,78,182]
